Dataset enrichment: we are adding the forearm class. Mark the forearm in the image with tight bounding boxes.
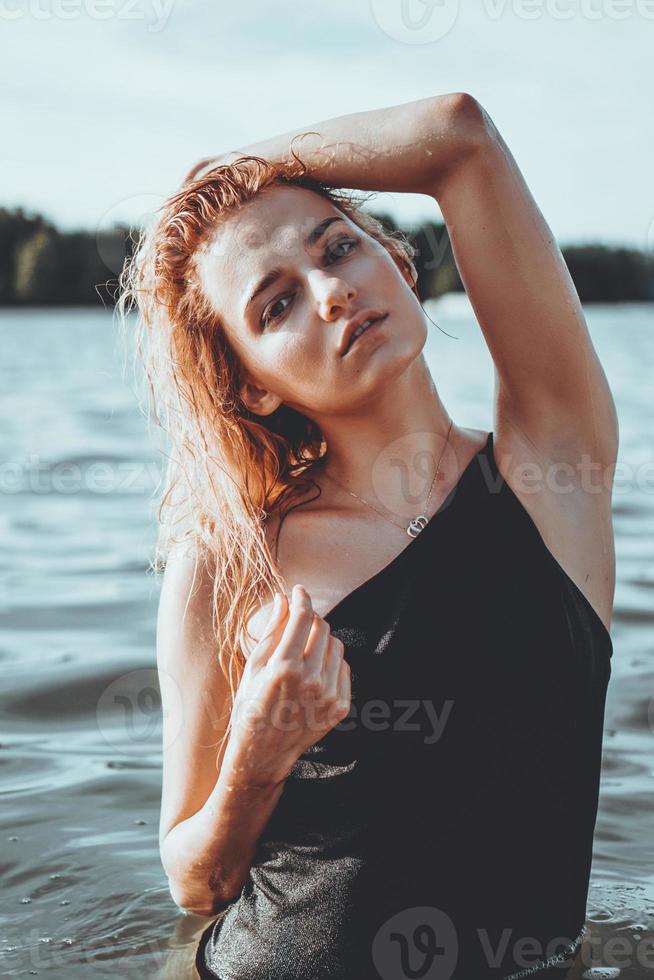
[160,738,288,917]
[189,93,483,197]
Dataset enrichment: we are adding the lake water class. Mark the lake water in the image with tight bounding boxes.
[1,301,653,979]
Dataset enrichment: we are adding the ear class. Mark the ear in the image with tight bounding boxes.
[239,377,283,417]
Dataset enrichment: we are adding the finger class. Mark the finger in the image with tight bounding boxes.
[247,591,290,670]
[323,636,348,700]
[301,615,333,681]
[336,657,352,713]
[268,584,317,666]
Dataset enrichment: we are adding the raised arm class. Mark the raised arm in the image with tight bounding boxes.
[182,92,480,194]
[428,95,619,468]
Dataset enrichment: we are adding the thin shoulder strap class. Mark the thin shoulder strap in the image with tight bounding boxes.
[473,431,507,504]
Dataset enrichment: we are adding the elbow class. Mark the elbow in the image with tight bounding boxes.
[167,877,208,917]
[426,92,491,198]
[168,883,217,918]
[166,875,239,919]
[441,91,490,150]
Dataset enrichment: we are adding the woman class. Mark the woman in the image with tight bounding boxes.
[118,93,618,979]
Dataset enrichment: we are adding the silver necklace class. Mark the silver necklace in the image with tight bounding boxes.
[321,419,454,538]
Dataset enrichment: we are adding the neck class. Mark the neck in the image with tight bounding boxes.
[314,356,456,520]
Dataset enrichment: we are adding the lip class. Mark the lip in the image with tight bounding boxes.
[339,311,388,357]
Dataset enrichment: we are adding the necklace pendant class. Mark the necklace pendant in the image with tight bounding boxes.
[406,515,429,538]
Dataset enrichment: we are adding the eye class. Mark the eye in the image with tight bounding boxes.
[327,238,358,261]
[262,294,293,327]
[260,237,359,328]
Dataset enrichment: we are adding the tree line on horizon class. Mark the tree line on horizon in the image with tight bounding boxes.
[1,205,653,308]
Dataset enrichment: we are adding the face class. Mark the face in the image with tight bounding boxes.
[194,184,427,422]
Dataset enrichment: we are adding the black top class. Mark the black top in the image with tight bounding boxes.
[195,431,612,980]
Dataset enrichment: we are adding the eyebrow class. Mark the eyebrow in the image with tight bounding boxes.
[243,216,347,315]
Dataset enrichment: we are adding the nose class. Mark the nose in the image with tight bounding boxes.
[308,269,357,321]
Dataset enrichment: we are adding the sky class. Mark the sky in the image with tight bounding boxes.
[1,0,652,250]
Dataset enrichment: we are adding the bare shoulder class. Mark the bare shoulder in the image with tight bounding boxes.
[492,420,616,633]
[157,542,232,847]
